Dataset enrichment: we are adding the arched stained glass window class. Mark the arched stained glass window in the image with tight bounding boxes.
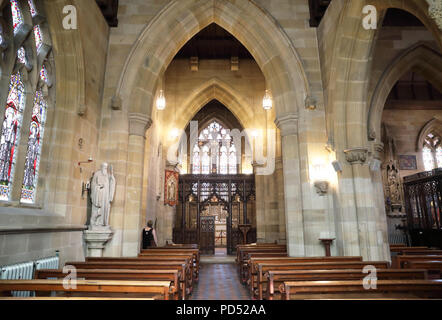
[191,121,238,174]
[20,90,47,203]
[422,132,442,171]
[0,1,54,203]
[11,0,23,34]
[0,73,26,201]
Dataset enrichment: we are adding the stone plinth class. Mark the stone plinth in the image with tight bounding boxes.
[83,227,114,257]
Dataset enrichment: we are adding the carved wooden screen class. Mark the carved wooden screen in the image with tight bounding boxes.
[174,174,256,254]
[403,168,442,248]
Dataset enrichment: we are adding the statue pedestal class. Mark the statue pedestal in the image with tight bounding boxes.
[83,227,113,257]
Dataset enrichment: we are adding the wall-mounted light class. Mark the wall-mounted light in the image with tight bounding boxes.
[170,128,180,139]
[331,160,342,173]
[262,90,272,110]
[78,156,93,173]
[156,89,166,110]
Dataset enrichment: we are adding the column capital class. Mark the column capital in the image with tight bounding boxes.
[344,147,368,165]
[128,113,152,137]
[274,113,299,137]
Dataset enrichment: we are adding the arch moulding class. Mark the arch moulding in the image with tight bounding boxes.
[113,0,311,124]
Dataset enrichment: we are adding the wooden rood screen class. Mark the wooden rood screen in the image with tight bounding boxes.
[174,174,256,254]
[403,168,442,248]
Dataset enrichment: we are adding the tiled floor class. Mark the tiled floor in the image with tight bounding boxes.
[191,263,251,300]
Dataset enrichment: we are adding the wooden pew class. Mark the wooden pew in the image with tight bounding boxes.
[165,242,199,249]
[86,255,195,288]
[66,261,192,296]
[239,251,288,281]
[401,250,442,256]
[390,246,428,254]
[264,269,428,300]
[409,261,442,279]
[236,246,286,266]
[390,244,406,248]
[393,255,442,268]
[35,268,183,300]
[253,261,389,298]
[140,248,200,279]
[0,279,173,300]
[280,279,442,300]
[237,247,287,280]
[247,256,363,289]
[235,243,282,263]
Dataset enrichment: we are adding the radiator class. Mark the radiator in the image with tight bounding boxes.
[35,256,59,270]
[0,262,34,297]
[0,256,59,297]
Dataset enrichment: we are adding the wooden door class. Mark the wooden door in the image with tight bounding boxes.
[200,216,215,254]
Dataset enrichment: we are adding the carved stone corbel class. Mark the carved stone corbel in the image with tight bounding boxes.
[344,147,368,165]
[111,95,122,110]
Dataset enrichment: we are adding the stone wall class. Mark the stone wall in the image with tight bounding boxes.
[0,0,109,266]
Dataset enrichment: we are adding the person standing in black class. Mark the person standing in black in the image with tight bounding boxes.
[142,220,158,249]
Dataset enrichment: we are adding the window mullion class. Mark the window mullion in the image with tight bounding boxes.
[10,84,34,201]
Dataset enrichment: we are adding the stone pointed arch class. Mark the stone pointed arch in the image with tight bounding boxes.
[416,117,442,152]
[114,0,310,119]
[176,78,255,133]
[368,43,442,142]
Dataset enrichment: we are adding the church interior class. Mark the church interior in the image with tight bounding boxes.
[0,0,441,301]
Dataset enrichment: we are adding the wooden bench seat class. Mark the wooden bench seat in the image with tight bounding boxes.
[393,255,442,268]
[0,279,173,300]
[280,279,442,300]
[247,256,363,288]
[140,249,200,279]
[264,269,428,300]
[409,261,442,279]
[66,261,192,296]
[252,261,389,298]
[35,268,184,300]
[86,255,195,285]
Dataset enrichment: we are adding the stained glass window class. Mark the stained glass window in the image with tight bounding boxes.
[11,0,23,35]
[33,25,42,51]
[192,145,200,174]
[192,121,238,174]
[436,146,442,168]
[40,64,48,83]
[422,132,442,171]
[27,0,37,17]
[0,73,26,201]
[229,145,237,174]
[20,90,47,203]
[201,146,210,174]
[17,47,26,64]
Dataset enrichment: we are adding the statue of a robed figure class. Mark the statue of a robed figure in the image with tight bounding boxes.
[84,162,115,257]
[89,162,116,230]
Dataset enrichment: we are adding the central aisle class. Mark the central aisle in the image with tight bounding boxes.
[191,263,251,300]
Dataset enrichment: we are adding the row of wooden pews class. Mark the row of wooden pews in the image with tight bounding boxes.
[0,245,200,300]
[237,243,442,300]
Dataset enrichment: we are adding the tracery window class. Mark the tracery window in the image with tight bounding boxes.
[422,132,442,171]
[191,121,238,174]
[0,0,53,203]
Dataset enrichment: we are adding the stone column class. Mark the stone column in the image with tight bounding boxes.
[122,113,152,256]
[344,147,388,261]
[275,157,286,244]
[275,113,305,256]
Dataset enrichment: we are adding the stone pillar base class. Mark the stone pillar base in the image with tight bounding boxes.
[83,227,114,257]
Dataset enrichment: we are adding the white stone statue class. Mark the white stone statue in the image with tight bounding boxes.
[90,163,116,229]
